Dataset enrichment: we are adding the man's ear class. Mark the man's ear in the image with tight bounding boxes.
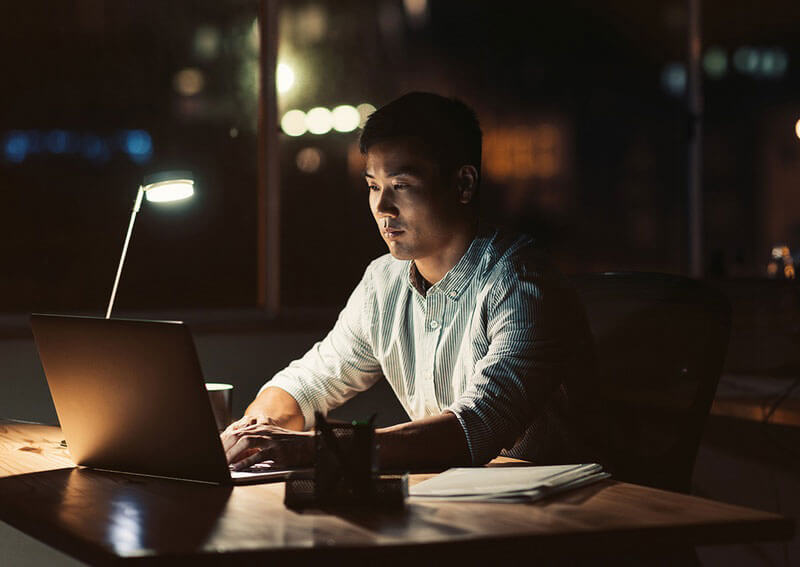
[455,165,478,204]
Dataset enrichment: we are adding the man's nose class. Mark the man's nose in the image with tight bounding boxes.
[374,188,398,217]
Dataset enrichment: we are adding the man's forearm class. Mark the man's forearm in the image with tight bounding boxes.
[376,411,471,470]
[245,386,305,431]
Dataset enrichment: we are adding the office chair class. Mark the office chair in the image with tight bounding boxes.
[570,272,731,493]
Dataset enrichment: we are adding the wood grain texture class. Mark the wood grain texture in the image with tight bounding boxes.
[0,422,74,477]
[0,421,793,565]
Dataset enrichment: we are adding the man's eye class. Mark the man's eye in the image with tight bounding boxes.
[393,183,408,190]
[367,184,379,191]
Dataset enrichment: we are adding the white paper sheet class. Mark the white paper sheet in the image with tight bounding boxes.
[410,463,608,501]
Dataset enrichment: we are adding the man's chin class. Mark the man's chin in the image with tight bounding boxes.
[385,242,413,260]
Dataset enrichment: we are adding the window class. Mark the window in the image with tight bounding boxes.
[1,1,259,313]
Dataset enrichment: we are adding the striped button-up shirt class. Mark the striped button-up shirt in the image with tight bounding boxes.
[266,227,600,465]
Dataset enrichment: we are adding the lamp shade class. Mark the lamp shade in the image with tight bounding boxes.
[142,171,194,203]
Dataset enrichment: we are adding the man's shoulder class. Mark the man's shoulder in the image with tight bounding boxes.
[484,227,552,278]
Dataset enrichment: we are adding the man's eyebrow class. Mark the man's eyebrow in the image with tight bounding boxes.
[363,165,424,178]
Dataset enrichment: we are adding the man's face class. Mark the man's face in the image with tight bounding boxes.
[364,138,460,261]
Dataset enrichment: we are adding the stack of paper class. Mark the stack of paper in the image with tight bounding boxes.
[409,463,609,502]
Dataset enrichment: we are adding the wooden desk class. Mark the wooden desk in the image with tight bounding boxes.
[0,421,793,565]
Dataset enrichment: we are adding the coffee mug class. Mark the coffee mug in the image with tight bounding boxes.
[206,382,234,431]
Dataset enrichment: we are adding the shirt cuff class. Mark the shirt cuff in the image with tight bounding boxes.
[447,404,495,465]
[259,376,318,430]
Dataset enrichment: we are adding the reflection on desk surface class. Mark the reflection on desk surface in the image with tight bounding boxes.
[0,420,794,564]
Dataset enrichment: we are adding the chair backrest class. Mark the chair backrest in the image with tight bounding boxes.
[570,272,731,492]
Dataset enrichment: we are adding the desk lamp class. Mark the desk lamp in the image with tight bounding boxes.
[106,171,195,318]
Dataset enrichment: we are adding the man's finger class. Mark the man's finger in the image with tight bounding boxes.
[237,423,297,438]
[220,426,248,452]
[231,448,272,471]
[226,434,272,465]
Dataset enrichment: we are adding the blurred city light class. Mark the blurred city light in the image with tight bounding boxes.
[760,50,778,76]
[295,4,328,43]
[772,48,789,75]
[45,130,70,154]
[281,109,307,136]
[81,135,110,164]
[768,245,796,279]
[404,0,427,17]
[173,68,205,96]
[123,130,153,163]
[3,129,151,164]
[306,107,333,134]
[249,18,260,51]
[661,63,686,96]
[357,103,377,127]
[331,105,360,132]
[734,47,759,74]
[3,131,29,163]
[483,125,564,181]
[403,0,428,27]
[732,46,788,78]
[193,26,220,60]
[281,104,375,136]
[702,47,727,78]
[296,147,323,173]
[277,62,295,94]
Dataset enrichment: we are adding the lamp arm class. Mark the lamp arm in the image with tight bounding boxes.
[106,186,145,319]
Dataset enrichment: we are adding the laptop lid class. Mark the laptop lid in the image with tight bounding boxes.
[31,314,233,484]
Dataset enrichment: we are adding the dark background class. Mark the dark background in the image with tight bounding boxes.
[1,4,799,565]
[2,0,799,314]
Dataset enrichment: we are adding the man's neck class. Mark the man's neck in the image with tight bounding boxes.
[414,221,478,285]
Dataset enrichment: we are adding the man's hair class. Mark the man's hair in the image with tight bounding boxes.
[359,92,482,179]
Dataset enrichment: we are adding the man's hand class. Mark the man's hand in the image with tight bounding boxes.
[221,420,314,470]
[224,413,274,432]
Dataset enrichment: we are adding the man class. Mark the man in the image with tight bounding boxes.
[222,92,602,471]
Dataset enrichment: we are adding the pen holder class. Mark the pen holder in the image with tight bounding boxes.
[284,412,407,510]
[314,413,377,502]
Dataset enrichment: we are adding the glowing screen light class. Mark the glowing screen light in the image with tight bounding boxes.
[306,107,333,135]
[281,109,307,136]
[277,63,295,94]
[332,105,360,132]
[144,179,194,203]
[795,118,800,140]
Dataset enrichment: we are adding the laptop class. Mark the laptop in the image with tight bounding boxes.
[30,313,295,484]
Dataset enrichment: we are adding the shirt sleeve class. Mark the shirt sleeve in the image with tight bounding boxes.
[447,263,567,464]
[261,266,383,429]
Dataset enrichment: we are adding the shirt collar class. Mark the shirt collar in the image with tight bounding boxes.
[407,224,496,299]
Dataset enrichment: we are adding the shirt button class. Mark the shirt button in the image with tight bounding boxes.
[449,290,458,299]
[429,320,439,330]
